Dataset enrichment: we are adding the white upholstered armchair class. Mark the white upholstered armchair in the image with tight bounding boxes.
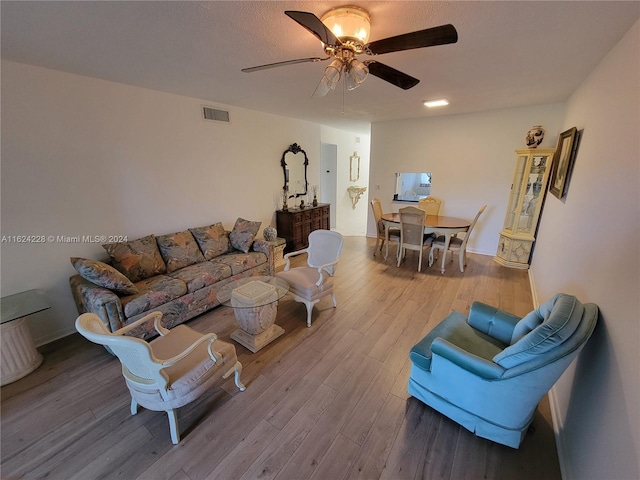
[276,230,343,327]
[75,311,245,444]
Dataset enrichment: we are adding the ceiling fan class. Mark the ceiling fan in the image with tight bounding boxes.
[242,6,458,96]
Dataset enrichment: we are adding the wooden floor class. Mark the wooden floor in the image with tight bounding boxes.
[1,236,562,480]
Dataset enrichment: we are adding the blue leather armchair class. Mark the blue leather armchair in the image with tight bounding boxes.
[408,293,598,448]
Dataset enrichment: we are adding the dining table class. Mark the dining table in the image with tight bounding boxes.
[381,212,472,273]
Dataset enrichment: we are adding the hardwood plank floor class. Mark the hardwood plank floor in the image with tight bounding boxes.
[0,236,562,480]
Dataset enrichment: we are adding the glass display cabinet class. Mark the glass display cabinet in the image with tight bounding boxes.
[494,148,555,269]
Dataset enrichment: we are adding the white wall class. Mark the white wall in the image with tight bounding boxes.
[369,104,566,255]
[531,20,640,480]
[320,125,371,236]
[1,60,329,345]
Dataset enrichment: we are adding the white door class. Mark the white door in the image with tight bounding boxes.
[321,143,338,229]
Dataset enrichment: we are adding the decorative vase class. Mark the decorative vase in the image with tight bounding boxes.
[263,226,277,242]
[525,125,545,148]
[312,195,318,207]
[299,199,305,209]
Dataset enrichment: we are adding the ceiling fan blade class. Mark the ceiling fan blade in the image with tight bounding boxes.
[242,57,327,73]
[285,11,342,47]
[366,61,420,90]
[367,24,458,55]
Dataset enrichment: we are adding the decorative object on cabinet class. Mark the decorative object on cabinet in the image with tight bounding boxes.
[347,185,367,209]
[525,125,545,148]
[549,127,579,200]
[494,148,555,269]
[311,185,319,206]
[263,226,277,242]
[281,143,308,199]
[276,203,330,253]
[281,188,289,211]
[350,152,360,182]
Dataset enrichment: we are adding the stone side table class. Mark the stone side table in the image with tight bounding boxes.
[1,289,49,385]
[217,276,289,353]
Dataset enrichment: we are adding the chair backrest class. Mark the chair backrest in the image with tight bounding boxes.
[494,294,598,376]
[417,196,442,215]
[370,197,384,234]
[75,313,164,387]
[306,230,344,275]
[399,206,426,247]
[460,205,487,248]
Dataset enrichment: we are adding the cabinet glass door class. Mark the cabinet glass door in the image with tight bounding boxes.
[503,154,528,233]
[515,154,549,234]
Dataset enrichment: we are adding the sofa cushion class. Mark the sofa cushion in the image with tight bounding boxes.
[169,262,232,293]
[493,294,584,369]
[229,218,261,253]
[70,257,139,295]
[103,234,167,282]
[156,230,206,273]
[209,252,268,275]
[189,223,231,260]
[121,275,188,318]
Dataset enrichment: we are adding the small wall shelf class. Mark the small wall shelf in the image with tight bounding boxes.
[347,186,367,209]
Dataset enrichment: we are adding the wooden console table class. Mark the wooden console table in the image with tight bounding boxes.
[276,203,330,253]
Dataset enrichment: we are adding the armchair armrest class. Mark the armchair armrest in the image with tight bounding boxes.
[468,301,521,345]
[158,333,220,366]
[431,338,505,379]
[283,247,309,271]
[114,311,164,337]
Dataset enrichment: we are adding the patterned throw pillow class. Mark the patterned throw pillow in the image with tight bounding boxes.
[102,234,167,282]
[229,218,261,253]
[189,222,231,260]
[70,257,139,295]
[155,230,206,273]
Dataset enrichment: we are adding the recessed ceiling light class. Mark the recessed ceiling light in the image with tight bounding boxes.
[424,99,449,108]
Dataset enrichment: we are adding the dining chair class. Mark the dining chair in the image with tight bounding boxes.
[276,230,343,327]
[417,196,442,215]
[75,311,245,444]
[398,206,433,272]
[429,205,487,272]
[370,197,400,257]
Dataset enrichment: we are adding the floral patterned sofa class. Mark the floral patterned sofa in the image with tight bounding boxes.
[70,218,275,339]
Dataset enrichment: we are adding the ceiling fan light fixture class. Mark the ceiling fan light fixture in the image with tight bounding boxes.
[321,6,371,46]
[346,58,369,91]
[322,58,344,90]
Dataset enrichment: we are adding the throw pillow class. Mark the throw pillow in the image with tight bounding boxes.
[229,217,261,253]
[156,230,206,273]
[70,257,139,295]
[189,223,231,260]
[102,234,167,282]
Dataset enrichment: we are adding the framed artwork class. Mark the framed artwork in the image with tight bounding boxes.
[549,127,579,199]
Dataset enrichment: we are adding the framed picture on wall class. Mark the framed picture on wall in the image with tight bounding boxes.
[549,127,579,199]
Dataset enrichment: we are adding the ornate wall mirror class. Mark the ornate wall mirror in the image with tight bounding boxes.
[350,152,360,182]
[281,143,309,198]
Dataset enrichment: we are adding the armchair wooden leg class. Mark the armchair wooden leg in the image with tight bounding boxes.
[167,409,180,444]
[331,292,337,308]
[223,361,246,391]
[305,302,313,327]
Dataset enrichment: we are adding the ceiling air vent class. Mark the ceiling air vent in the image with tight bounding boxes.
[202,106,230,124]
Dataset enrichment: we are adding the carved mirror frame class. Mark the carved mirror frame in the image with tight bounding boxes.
[281,143,309,198]
[350,152,360,182]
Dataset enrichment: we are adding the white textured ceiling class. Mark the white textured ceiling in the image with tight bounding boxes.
[2,1,639,134]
